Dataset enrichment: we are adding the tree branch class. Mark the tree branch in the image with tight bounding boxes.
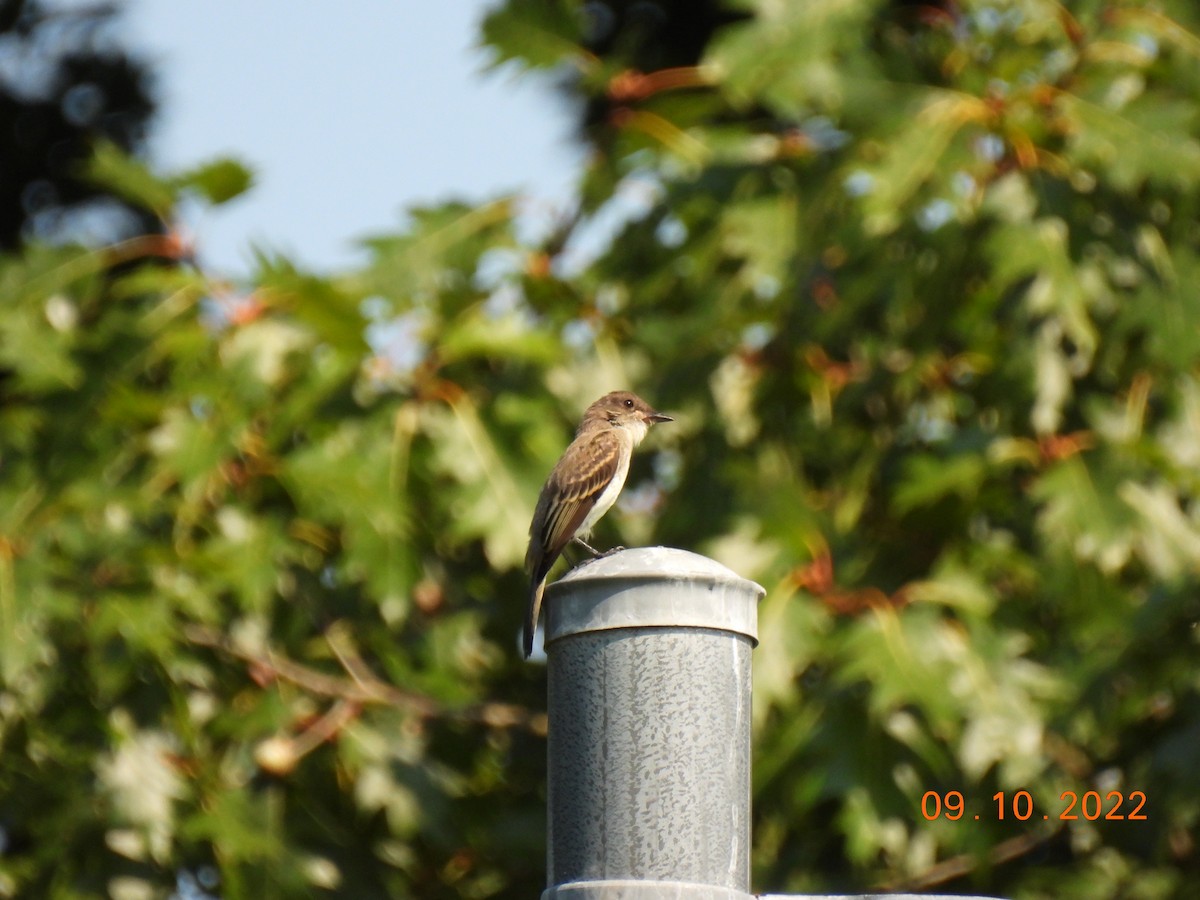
[183,623,547,736]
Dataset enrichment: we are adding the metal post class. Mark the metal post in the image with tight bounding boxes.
[542,547,763,900]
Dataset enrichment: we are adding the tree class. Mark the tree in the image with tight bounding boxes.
[2,0,1198,897]
[0,0,159,249]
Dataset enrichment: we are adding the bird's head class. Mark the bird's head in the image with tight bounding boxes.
[586,391,673,440]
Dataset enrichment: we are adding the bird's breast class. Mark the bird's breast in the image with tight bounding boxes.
[576,445,631,538]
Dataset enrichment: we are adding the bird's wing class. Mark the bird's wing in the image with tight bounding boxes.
[528,427,622,567]
[524,428,622,658]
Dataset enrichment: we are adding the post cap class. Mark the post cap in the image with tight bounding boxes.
[544,546,765,647]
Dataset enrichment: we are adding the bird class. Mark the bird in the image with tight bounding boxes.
[524,390,673,657]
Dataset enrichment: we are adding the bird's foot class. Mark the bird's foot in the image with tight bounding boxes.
[568,539,626,568]
[572,536,604,558]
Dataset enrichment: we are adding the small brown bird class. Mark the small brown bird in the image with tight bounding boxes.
[524,391,673,657]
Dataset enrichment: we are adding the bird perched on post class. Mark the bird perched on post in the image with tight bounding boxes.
[524,391,673,657]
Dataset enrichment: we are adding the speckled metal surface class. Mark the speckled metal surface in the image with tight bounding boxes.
[544,880,754,899]
[544,548,763,897]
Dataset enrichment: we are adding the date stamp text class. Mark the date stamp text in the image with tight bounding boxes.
[921,790,1147,822]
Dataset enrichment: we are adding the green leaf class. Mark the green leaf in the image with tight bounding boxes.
[721,195,798,286]
[705,0,879,116]
[440,307,560,364]
[857,91,985,235]
[256,258,368,353]
[1058,93,1200,192]
[422,397,528,569]
[892,453,986,515]
[84,140,176,217]
[280,420,415,611]
[173,157,256,205]
[355,199,516,308]
[0,295,84,390]
[1033,458,1139,572]
[1118,481,1200,580]
[479,0,586,71]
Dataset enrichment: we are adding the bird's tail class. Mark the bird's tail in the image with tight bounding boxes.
[524,578,546,658]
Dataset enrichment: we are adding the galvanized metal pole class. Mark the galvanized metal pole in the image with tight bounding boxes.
[541,547,763,900]
[537,547,1008,900]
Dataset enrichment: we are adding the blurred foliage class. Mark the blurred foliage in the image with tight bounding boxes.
[3,0,1200,897]
[0,0,160,249]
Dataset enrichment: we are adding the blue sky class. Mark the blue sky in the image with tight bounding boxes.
[117,0,581,274]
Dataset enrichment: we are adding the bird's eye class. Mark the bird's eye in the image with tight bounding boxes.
[624,398,634,408]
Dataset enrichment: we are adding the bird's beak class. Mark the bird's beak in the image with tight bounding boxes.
[646,411,673,424]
